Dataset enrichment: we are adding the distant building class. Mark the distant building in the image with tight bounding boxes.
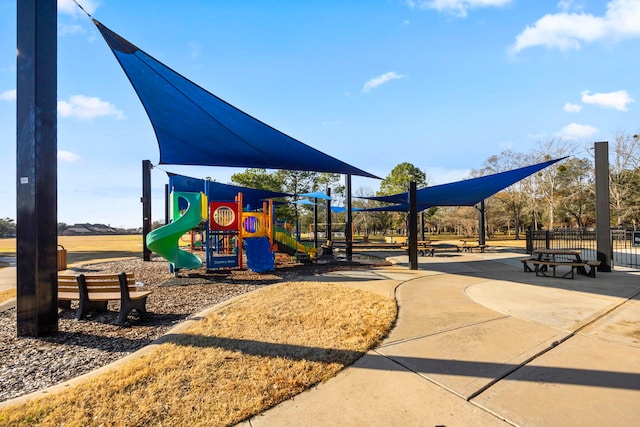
[61,223,118,236]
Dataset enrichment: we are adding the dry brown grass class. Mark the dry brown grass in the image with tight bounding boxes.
[0,289,15,303]
[0,235,144,263]
[0,281,396,426]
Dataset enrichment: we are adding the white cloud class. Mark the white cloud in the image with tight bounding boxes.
[57,0,98,17]
[581,89,634,111]
[362,72,406,93]
[58,150,80,163]
[60,24,86,36]
[510,0,640,54]
[407,0,513,18]
[0,89,16,101]
[556,122,598,140]
[58,95,126,120]
[557,0,585,13]
[564,102,582,112]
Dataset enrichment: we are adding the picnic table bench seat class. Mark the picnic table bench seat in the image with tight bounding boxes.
[460,243,487,253]
[58,272,152,324]
[527,259,602,279]
[401,241,435,257]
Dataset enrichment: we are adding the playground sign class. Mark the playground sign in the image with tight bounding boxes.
[633,231,640,247]
[209,255,239,268]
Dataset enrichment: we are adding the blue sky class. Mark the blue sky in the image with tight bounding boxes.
[1,0,639,227]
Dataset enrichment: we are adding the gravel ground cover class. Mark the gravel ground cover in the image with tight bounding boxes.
[0,255,385,403]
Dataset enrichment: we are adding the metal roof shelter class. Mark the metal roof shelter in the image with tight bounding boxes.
[93,20,377,179]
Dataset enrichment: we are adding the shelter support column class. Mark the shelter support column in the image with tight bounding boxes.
[345,175,352,261]
[16,0,58,337]
[595,141,612,272]
[142,160,152,261]
[408,181,418,270]
[478,200,486,246]
[313,198,318,249]
[326,187,332,245]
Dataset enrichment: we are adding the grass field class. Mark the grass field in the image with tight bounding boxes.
[0,235,144,264]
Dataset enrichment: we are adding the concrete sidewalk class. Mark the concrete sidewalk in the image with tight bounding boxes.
[245,251,640,426]
[2,250,640,425]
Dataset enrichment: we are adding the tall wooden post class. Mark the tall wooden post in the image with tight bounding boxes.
[326,187,332,244]
[16,0,58,336]
[408,182,418,270]
[595,142,612,271]
[478,200,486,246]
[313,199,318,249]
[142,160,152,261]
[345,175,352,261]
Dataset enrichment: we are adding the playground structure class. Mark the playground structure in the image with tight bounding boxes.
[147,191,317,273]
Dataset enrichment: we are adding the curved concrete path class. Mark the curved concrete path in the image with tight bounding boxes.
[245,251,640,426]
[2,251,640,425]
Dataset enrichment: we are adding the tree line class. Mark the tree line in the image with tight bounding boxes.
[229,131,640,240]
[1,131,637,239]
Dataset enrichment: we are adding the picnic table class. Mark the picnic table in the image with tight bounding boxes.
[521,249,600,279]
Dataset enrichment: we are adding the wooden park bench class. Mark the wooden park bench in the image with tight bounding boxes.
[58,272,152,324]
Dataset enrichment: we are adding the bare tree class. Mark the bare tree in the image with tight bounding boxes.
[532,139,577,229]
[609,131,640,228]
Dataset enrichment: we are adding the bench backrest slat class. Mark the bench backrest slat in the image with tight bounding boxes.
[58,273,138,294]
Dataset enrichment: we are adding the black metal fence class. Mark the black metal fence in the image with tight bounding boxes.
[526,228,640,269]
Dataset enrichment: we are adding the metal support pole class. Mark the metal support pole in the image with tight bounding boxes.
[595,141,612,272]
[164,184,169,226]
[478,200,486,246]
[16,0,58,336]
[142,160,152,261]
[345,174,352,261]
[408,182,418,270]
[420,211,425,241]
[326,187,332,244]
[313,199,318,249]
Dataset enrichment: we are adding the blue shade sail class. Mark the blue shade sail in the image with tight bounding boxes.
[93,20,378,179]
[298,191,333,200]
[363,157,566,211]
[168,173,291,209]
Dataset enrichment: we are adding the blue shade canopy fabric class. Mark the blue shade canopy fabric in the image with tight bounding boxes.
[168,173,291,209]
[93,20,378,179]
[363,158,565,211]
[298,191,332,200]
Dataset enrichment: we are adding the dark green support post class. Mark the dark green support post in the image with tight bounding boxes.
[595,141,612,272]
[345,174,352,261]
[16,0,58,337]
[408,181,418,270]
[142,160,152,261]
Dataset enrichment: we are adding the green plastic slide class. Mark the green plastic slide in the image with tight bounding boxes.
[146,191,203,270]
